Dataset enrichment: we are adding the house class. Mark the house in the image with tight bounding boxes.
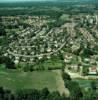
[38,56,43,60]
[84,58,90,63]
[70,64,79,72]
[64,59,70,63]
[88,67,97,75]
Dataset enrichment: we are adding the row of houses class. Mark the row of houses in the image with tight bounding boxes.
[3,16,67,64]
[64,53,98,75]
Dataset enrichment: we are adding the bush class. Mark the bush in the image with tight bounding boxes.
[0,56,15,69]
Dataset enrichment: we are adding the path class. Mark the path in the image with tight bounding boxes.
[53,70,70,97]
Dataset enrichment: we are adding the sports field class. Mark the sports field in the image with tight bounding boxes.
[0,64,69,96]
[0,69,58,91]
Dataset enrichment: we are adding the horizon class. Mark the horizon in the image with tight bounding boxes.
[0,0,53,3]
[0,0,95,3]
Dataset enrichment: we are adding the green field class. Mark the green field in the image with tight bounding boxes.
[0,68,59,92]
[74,79,98,88]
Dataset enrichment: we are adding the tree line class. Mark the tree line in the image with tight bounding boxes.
[0,87,69,100]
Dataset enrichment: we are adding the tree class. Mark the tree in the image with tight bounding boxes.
[91,81,97,91]
[62,72,71,81]
[0,87,4,99]
[1,56,15,69]
[0,19,6,36]
[39,88,49,100]
[82,67,89,76]
[66,81,83,100]
[47,91,61,100]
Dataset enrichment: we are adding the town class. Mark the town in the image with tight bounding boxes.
[0,0,98,100]
[1,14,98,75]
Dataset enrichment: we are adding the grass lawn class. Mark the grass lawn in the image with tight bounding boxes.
[0,68,59,92]
[74,79,98,88]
